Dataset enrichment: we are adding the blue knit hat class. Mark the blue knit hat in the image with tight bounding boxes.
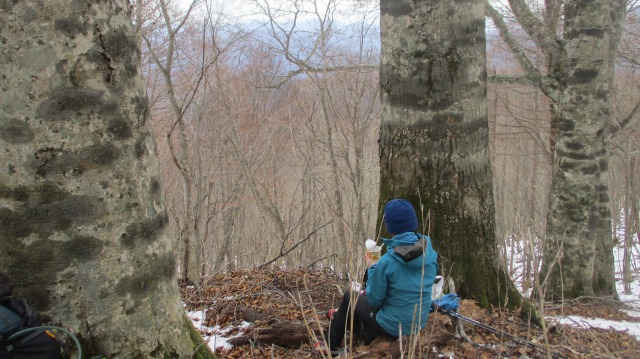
[384,199,418,234]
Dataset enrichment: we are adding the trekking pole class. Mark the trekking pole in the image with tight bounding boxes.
[439,309,568,359]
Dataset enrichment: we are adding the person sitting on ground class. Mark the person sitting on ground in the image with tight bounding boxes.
[316,198,439,354]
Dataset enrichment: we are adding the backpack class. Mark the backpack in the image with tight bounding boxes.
[0,305,21,341]
[0,299,62,359]
[0,274,88,358]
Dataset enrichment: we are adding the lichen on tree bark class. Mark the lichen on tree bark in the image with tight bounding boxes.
[540,0,625,300]
[379,0,522,309]
[0,0,212,357]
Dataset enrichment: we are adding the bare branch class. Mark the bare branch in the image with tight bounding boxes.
[173,0,200,34]
[488,1,563,99]
[618,54,640,68]
[611,95,640,134]
[264,64,378,89]
[543,0,562,30]
[507,0,562,56]
[486,2,542,85]
[259,221,334,269]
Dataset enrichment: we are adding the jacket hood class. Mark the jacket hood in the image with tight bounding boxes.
[383,232,429,266]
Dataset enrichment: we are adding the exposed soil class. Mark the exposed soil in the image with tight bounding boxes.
[180,269,640,358]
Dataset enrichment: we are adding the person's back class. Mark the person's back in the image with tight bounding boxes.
[366,231,438,337]
[0,272,63,359]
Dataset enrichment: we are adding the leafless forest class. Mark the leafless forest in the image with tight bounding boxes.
[135,0,640,292]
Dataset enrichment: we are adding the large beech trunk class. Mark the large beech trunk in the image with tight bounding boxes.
[379,0,521,308]
[0,1,211,357]
[541,0,625,299]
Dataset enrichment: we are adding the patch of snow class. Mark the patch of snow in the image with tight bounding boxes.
[553,315,640,341]
[623,310,640,318]
[502,229,640,342]
[187,308,250,352]
[614,244,640,311]
[432,345,455,358]
[549,249,640,342]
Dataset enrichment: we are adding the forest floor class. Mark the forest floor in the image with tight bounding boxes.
[180,268,640,359]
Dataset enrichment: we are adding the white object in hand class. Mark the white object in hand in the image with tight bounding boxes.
[365,239,377,251]
[431,276,444,300]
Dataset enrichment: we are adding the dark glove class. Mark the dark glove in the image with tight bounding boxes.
[432,293,460,312]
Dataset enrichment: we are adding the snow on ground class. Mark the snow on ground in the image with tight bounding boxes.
[614,242,640,312]
[553,277,640,341]
[550,244,640,341]
[555,314,640,341]
[187,308,250,352]
[504,238,640,341]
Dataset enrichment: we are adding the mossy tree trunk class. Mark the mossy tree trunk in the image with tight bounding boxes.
[488,0,627,300]
[541,0,626,300]
[0,0,212,357]
[379,0,521,308]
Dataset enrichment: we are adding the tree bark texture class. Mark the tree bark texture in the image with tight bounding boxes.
[0,1,211,357]
[541,0,626,299]
[379,0,520,308]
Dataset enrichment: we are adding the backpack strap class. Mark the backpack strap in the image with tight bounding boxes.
[4,327,46,352]
[0,304,22,337]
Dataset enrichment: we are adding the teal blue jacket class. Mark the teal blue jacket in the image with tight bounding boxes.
[365,232,438,337]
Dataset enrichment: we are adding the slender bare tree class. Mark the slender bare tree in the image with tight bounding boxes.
[609,1,640,294]
[252,0,381,267]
